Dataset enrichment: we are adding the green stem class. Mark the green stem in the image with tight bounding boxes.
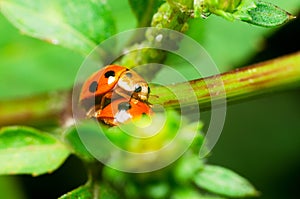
[85,162,103,199]
[0,92,70,127]
[149,51,300,110]
[0,52,299,126]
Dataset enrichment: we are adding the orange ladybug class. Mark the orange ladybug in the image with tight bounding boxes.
[97,98,152,126]
[79,65,150,114]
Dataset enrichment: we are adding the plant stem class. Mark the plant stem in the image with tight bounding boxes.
[0,52,299,126]
[0,92,70,127]
[149,51,300,110]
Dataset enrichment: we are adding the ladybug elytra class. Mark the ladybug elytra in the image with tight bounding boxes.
[97,98,152,126]
[80,65,150,110]
[79,65,152,126]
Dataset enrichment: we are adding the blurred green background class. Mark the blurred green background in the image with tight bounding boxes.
[0,0,299,198]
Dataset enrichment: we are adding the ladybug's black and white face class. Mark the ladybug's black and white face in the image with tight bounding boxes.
[117,70,150,101]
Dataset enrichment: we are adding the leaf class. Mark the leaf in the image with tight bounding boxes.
[98,183,120,199]
[146,182,169,198]
[173,152,204,183]
[0,14,83,100]
[244,1,295,27]
[172,187,226,199]
[0,0,116,55]
[64,125,95,162]
[59,184,93,199]
[181,0,299,72]
[129,0,163,27]
[0,126,70,176]
[59,182,120,199]
[193,165,259,198]
[193,0,294,27]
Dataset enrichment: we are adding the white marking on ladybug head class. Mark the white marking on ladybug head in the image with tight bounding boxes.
[115,110,132,123]
[135,82,149,100]
[107,76,116,85]
[118,78,134,91]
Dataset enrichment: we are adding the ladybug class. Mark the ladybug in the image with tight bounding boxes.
[79,65,150,114]
[96,98,152,126]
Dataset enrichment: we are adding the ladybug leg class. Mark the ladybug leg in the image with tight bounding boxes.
[101,117,118,126]
[130,98,139,104]
[86,104,101,118]
[87,92,112,118]
[85,93,111,118]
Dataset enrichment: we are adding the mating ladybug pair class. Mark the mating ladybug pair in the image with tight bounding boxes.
[79,65,152,126]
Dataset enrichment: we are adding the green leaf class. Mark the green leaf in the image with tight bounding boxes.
[146,182,170,198]
[129,0,163,27]
[98,183,120,199]
[172,187,226,199]
[0,126,70,176]
[0,14,83,100]
[193,165,259,198]
[0,0,116,55]
[59,184,93,199]
[59,182,120,199]
[174,152,204,183]
[244,1,295,27]
[64,125,95,162]
[193,0,294,27]
[182,0,299,72]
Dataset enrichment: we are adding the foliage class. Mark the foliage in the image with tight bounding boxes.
[0,0,115,55]
[0,0,299,198]
[0,126,69,176]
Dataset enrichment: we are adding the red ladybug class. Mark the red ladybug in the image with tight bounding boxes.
[79,65,150,114]
[96,98,152,126]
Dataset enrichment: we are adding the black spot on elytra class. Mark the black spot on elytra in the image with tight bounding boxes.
[89,81,98,93]
[118,102,131,111]
[134,85,142,93]
[104,70,115,78]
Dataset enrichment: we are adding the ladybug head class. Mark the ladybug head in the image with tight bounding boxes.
[133,82,150,101]
[117,70,150,101]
